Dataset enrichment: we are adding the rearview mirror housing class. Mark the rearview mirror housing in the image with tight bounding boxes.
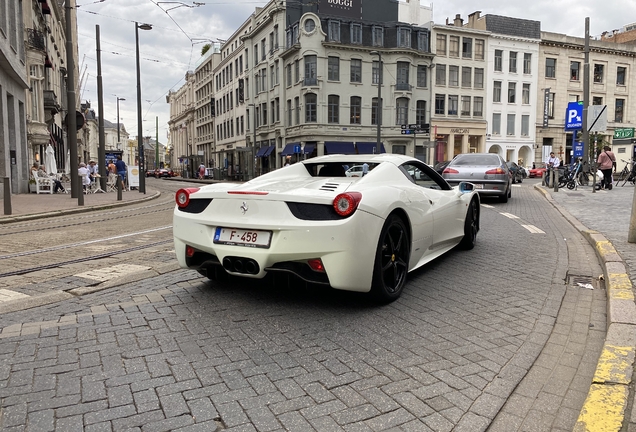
[458,182,474,193]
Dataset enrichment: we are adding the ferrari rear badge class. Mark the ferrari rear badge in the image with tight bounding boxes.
[240,201,249,214]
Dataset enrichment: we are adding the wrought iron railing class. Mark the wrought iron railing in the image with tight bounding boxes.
[26,28,45,51]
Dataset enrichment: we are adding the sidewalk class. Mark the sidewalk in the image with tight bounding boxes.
[0,187,160,224]
[537,182,636,430]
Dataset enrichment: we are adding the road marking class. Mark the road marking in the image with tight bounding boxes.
[481,204,494,209]
[75,264,151,282]
[522,224,545,234]
[500,212,520,219]
[0,289,29,303]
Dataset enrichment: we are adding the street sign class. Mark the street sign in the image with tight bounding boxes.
[587,105,607,133]
[401,130,414,135]
[400,124,430,134]
[614,128,635,139]
[294,144,301,153]
[565,101,583,130]
[573,142,584,158]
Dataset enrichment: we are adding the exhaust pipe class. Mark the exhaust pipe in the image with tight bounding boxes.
[222,257,260,274]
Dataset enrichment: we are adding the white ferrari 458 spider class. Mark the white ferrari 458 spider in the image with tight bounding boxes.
[173,154,480,302]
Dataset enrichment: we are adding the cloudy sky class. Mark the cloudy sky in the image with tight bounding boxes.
[76,0,635,144]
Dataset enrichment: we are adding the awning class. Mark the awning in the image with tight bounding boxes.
[303,144,316,154]
[324,142,355,155]
[280,143,297,156]
[356,142,386,154]
[255,146,268,157]
[263,145,275,157]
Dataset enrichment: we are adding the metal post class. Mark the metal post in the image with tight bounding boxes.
[77,173,84,206]
[253,108,257,177]
[96,25,107,191]
[117,174,122,201]
[65,0,82,206]
[155,116,159,169]
[117,97,125,145]
[553,167,558,192]
[135,22,152,194]
[3,177,11,215]
[582,18,593,193]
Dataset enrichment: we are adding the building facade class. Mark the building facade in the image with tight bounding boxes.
[167,71,195,177]
[194,45,220,170]
[1,0,29,195]
[537,31,636,169]
[431,16,489,165]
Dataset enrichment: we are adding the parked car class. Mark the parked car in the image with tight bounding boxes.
[155,168,173,178]
[173,154,480,302]
[442,153,512,202]
[528,163,547,178]
[345,165,365,177]
[145,169,155,177]
[506,161,527,183]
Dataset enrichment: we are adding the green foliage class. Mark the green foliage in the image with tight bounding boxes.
[201,44,211,56]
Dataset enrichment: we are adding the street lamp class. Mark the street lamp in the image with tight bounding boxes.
[136,22,152,194]
[116,97,125,146]
[370,51,383,154]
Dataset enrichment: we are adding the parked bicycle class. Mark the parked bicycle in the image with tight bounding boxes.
[558,159,584,190]
[615,159,634,182]
[621,159,636,187]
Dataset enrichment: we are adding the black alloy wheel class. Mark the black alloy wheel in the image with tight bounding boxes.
[459,199,478,250]
[371,215,410,303]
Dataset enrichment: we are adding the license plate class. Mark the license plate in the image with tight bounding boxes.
[473,184,484,189]
[214,227,272,248]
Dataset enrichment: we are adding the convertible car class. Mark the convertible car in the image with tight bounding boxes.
[173,154,480,302]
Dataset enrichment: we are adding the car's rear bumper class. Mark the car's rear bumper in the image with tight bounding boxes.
[173,204,383,292]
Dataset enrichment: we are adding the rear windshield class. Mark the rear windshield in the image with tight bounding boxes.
[304,162,379,177]
[452,154,500,166]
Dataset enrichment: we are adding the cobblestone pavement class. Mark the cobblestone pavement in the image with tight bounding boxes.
[0,180,605,431]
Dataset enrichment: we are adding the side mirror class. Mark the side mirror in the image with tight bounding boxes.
[458,182,474,193]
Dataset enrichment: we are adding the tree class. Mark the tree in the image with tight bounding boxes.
[201,44,211,56]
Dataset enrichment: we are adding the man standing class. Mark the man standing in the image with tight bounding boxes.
[115,155,127,189]
[597,145,616,190]
[545,152,560,186]
[362,162,369,176]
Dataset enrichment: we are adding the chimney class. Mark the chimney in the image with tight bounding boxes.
[454,14,464,27]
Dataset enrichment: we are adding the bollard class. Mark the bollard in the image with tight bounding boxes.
[78,174,84,207]
[2,177,11,216]
[553,168,558,192]
[542,170,546,187]
[117,175,122,201]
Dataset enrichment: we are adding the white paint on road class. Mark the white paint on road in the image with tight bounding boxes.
[522,224,545,234]
[75,264,151,282]
[481,204,494,209]
[0,289,29,303]
[501,212,520,219]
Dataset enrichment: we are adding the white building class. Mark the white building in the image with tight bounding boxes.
[167,72,195,177]
[465,12,540,168]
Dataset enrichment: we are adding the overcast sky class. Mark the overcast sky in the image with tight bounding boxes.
[76,0,635,144]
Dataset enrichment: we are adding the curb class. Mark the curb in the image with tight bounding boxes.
[0,191,161,225]
[535,185,636,431]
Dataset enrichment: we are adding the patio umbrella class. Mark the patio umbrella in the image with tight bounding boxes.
[45,144,57,176]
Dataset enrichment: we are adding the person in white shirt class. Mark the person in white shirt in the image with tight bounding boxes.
[78,163,91,192]
[545,152,560,186]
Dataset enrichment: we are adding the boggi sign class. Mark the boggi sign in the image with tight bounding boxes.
[320,0,362,19]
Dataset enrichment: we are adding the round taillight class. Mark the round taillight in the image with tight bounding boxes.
[333,192,362,217]
[175,188,200,208]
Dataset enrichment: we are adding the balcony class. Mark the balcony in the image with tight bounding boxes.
[26,28,45,52]
[396,82,412,91]
[303,77,318,86]
[43,90,61,114]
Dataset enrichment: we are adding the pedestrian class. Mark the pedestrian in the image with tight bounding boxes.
[362,162,369,176]
[78,163,91,192]
[545,152,560,186]
[88,160,99,184]
[597,145,616,190]
[198,163,206,180]
[108,159,116,175]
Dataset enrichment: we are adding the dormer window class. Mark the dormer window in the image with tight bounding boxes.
[397,27,411,48]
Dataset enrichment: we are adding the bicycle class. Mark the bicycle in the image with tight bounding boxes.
[615,159,633,182]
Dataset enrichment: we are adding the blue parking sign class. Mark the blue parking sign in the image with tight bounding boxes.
[294,144,301,154]
[573,142,584,158]
[565,101,583,130]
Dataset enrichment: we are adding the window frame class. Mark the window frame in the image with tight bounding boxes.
[305,93,317,123]
[328,56,340,81]
[327,94,339,124]
[545,58,556,78]
[396,97,409,125]
[350,58,362,83]
[447,95,458,116]
[494,50,503,72]
[350,96,361,124]
[462,37,472,59]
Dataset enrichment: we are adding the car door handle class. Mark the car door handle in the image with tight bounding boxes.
[429,199,433,205]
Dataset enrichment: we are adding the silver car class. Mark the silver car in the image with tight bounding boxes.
[442,153,512,202]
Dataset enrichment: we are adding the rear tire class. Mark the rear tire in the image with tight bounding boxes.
[371,215,410,303]
[459,199,478,250]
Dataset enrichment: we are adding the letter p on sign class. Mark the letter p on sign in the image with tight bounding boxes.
[568,109,578,123]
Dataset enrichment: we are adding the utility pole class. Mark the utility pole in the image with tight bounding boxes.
[96,25,107,191]
[65,0,82,205]
[155,116,159,169]
[582,18,593,193]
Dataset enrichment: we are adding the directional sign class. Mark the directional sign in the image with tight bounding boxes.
[401,130,414,135]
[565,101,583,130]
[614,128,635,139]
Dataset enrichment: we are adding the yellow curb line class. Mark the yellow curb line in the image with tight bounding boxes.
[575,384,628,432]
